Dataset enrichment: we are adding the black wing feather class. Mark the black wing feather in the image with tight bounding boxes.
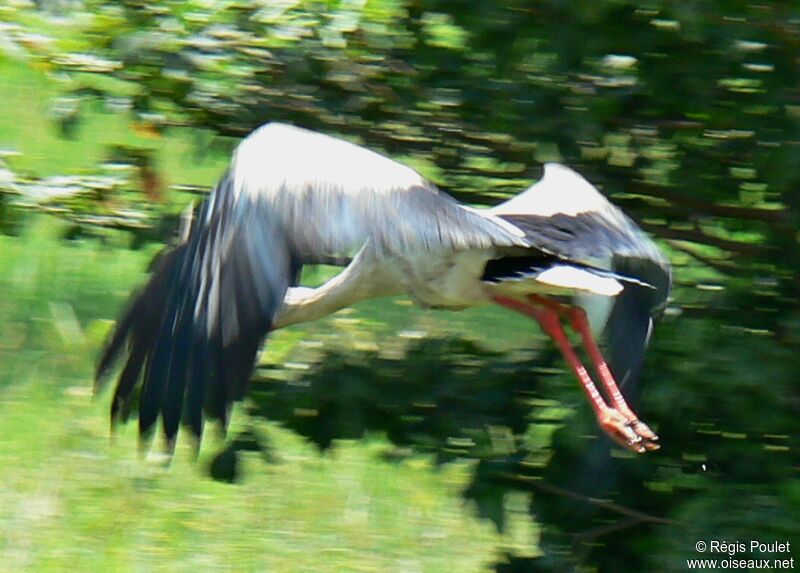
[604,256,671,390]
[497,212,664,265]
[96,171,298,444]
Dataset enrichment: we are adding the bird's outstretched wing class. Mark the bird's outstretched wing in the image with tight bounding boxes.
[96,122,527,445]
[231,123,526,260]
[96,171,298,445]
[490,163,667,267]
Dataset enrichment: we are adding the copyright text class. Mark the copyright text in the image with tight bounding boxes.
[687,540,793,570]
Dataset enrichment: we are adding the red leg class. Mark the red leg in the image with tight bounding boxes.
[566,307,659,447]
[492,295,647,453]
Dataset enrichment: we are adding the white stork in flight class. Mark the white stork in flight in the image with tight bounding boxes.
[97,123,671,454]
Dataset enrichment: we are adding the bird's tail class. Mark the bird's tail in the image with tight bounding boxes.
[96,172,299,447]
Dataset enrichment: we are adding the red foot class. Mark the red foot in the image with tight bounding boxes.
[597,408,660,453]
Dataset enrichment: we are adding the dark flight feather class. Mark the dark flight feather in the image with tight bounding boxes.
[603,255,671,391]
[96,172,299,444]
[497,212,664,266]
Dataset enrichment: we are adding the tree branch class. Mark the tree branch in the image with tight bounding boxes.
[627,183,786,223]
[640,222,769,256]
[503,473,673,526]
[666,240,746,276]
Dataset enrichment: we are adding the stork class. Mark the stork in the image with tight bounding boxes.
[96,123,671,454]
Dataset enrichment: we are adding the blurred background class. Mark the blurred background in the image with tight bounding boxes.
[0,1,798,571]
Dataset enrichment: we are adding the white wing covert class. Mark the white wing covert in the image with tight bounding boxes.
[231,123,527,260]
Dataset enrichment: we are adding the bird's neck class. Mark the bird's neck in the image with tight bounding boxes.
[272,246,402,329]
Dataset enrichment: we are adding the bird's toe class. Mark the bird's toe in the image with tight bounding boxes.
[641,439,661,452]
[598,408,646,453]
[597,408,662,453]
[631,419,659,442]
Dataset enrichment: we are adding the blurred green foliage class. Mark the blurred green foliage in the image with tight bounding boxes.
[0,1,798,571]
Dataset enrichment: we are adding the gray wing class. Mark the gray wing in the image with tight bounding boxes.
[96,171,299,444]
[495,210,669,279]
[490,163,667,268]
[231,123,527,260]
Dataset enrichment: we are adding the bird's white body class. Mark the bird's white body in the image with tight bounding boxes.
[275,245,620,335]
[383,249,496,308]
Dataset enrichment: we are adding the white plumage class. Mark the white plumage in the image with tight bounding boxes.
[491,162,611,217]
